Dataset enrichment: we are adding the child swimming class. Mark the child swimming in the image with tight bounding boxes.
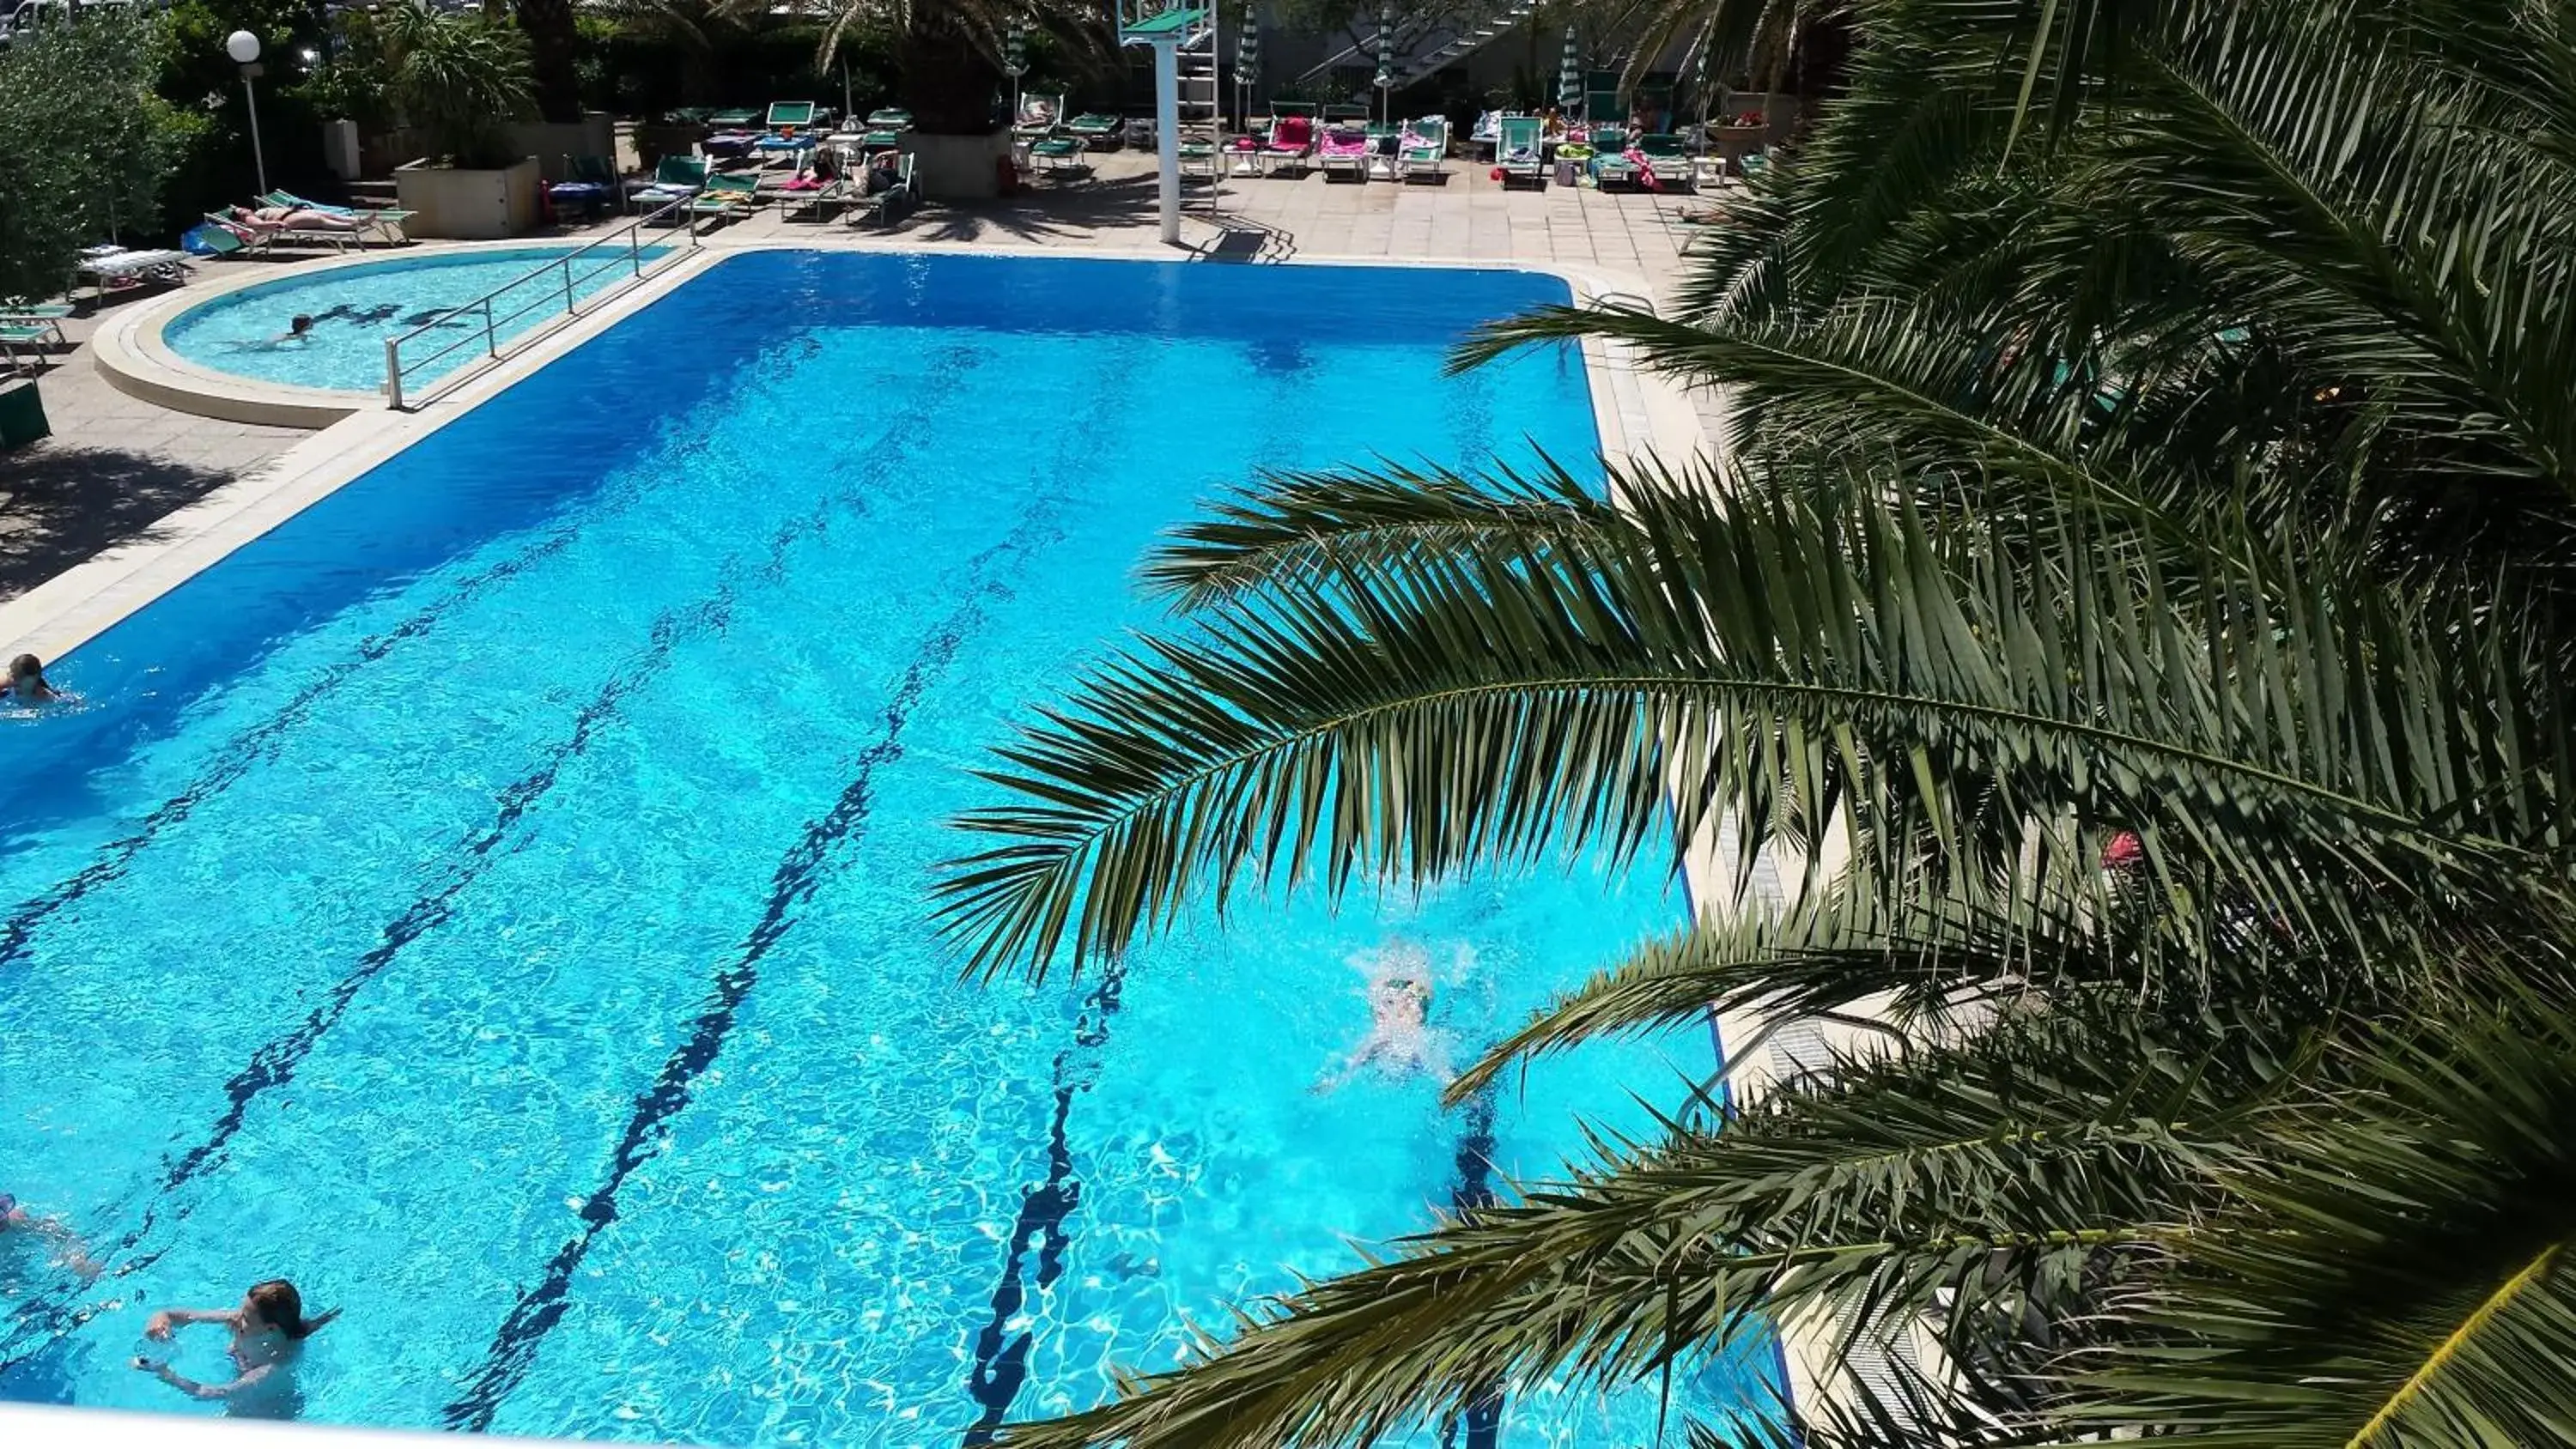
[7,654,64,705]
[1315,939,1461,1091]
[132,1278,337,1417]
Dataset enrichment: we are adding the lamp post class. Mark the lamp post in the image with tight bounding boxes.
[227,29,269,198]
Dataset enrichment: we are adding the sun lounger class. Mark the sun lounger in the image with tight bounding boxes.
[1633,132,1689,191]
[1496,116,1546,188]
[1397,117,1449,181]
[630,155,709,214]
[851,151,915,227]
[1179,129,1221,179]
[1,323,58,374]
[866,106,914,130]
[1066,112,1121,148]
[1028,134,1088,176]
[686,171,762,226]
[0,302,70,346]
[765,100,817,133]
[76,246,191,291]
[1588,128,1637,187]
[779,176,846,221]
[547,155,619,221]
[1265,113,1315,175]
[1014,93,1063,141]
[708,108,760,128]
[261,190,414,244]
[1316,124,1371,179]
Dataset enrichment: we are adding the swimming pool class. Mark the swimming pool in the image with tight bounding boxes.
[0,251,1781,1443]
[161,245,671,393]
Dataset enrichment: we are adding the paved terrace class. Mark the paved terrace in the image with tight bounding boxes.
[1,147,1722,600]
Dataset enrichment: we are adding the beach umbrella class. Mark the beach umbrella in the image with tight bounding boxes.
[1376,3,1396,128]
[1236,2,1258,126]
[1558,26,1583,118]
[1002,20,1027,78]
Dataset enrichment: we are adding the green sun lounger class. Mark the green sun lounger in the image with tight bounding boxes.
[1589,128,1637,187]
[686,172,762,225]
[1397,116,1449,181]
[1028,134,1088,176]
[866,106,914,130]
[765,100,817,133]
[1496,116,1546,187]
[1,323,58,374]
[1633,132,1690,190]
[0,303,72,344]
[1066,112,1122,146]
[708,108,760,128]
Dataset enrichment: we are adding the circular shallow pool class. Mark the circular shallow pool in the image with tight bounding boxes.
[161,246,671,394]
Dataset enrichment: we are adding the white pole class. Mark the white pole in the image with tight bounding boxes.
[1154,39,1181,245]
[242,73,269,197]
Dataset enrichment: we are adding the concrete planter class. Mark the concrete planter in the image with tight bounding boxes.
[393,156,543,239]
[906,129,1012,199]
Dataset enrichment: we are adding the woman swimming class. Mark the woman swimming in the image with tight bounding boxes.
[132,1278,337,1417]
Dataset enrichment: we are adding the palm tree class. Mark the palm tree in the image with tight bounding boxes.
[797,0,1111,134]
[933,0,2576,1442]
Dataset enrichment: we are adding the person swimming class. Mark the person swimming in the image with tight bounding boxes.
[8,653,64,704]
[1317,942,1458,1091]
[0,1192,99,1278]
[133,1278,337,1417]
[249,314,315,349]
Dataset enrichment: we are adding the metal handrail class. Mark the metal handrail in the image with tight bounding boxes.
[382,191,702,409]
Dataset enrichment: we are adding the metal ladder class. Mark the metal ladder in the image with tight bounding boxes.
[1176,10,1224,206]
[1294,0,1546,88]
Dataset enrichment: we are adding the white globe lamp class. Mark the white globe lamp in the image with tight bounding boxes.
[226,31,269,197]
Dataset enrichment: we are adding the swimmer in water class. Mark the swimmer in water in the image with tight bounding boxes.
[0,1192,100,1279]
[256,314,315,348]
[8,653,64,704]
[134,1279,337,1418]
[1317,955,1456,1092]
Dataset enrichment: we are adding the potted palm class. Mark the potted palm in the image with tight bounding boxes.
[386,3,542,239]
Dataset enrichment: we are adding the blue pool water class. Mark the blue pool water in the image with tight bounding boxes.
[0,252,1781,1443]
[163,245,671,393]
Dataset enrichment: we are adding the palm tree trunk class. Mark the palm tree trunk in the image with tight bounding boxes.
[899,13,999,134]
[514,0,584,123]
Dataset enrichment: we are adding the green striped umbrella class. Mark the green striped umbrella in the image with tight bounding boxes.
[1002,20,1026,77]
[1558,27,1583,116]
[1375,3,1395,89]
[1236,1,1259,127]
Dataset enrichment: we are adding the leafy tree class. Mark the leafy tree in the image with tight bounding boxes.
[380,1,537,167]
[934,0,2576,1443]
[0,11,191,303]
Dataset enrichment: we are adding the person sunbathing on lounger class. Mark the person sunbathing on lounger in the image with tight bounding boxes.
[229,206,361,235]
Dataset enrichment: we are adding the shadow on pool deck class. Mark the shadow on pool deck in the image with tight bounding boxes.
[0,447,238,600]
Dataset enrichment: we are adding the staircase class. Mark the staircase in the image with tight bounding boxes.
[1293,0,1546,88]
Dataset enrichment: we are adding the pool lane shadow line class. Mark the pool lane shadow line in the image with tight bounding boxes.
[963,967,1125,1446]
[158,339,988,1196]
[440,456,1091,1434]
[0,337,979,976]
[0,348,992,1378]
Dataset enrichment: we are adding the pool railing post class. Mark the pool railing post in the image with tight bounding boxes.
[483,298,498,359]
[562,258,576,317]
[384,336,404,410]
[629,225,641,277]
